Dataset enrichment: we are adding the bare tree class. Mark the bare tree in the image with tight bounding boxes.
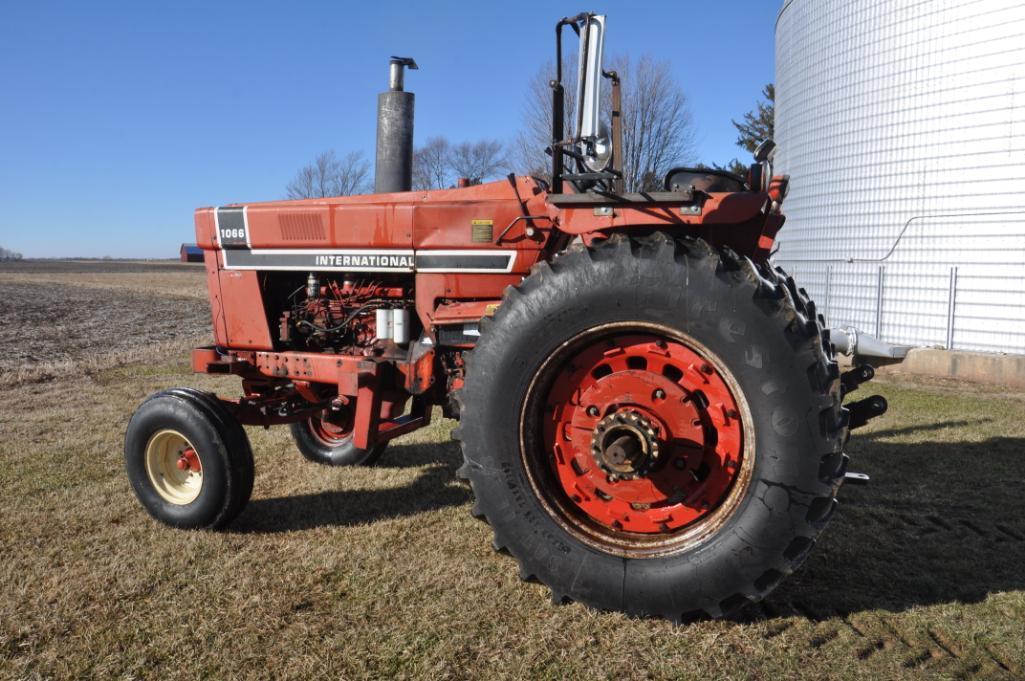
[286,150,335,199]
[449,140,507,184]
[615,56,695,191]
[517,54,696,191]
[0,246,23,260]
[286,150,370,199]
[515,54,578,180]
[286,164,318,200]
[335,151,371,196]
[413,137,508,189]
[412,136,452,190]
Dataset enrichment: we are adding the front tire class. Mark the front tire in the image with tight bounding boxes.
[457,233,846,620]
[125,388,254,529]
[290,415,386,466]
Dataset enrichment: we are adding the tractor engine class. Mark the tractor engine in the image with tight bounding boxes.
[281,274,413,353]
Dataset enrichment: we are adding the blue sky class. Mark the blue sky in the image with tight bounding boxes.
[0,1,778,258]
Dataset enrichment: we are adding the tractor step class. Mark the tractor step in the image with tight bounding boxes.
[844,471,871,486]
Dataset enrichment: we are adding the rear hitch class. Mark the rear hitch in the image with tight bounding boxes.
[840,363,874,397]
[847,394,888,430]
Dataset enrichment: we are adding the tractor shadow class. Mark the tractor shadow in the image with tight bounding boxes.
[739,418,1025,620]
[231,439,471,534]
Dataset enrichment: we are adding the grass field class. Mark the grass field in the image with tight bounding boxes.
[2,261,1024,680]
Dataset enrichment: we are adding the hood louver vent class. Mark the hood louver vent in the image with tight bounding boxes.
[279,213,325,241]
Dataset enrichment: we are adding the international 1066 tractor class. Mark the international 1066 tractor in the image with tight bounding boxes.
[125,13,887,620]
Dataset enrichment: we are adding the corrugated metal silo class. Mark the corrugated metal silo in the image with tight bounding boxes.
[774,0,1025,354]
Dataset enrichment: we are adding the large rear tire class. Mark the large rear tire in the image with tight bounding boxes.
[456,233,846,620]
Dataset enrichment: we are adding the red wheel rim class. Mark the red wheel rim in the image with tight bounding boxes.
[522,324,753,556]
[308,413,354,447]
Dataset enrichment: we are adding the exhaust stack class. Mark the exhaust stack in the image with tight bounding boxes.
[374,56,418,194]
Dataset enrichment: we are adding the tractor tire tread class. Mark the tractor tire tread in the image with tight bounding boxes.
[458,232,847,619]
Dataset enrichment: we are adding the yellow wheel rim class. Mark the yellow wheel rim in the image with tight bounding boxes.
[145,429,203,505]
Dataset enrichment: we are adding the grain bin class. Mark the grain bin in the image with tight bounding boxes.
[774,0,1025,354]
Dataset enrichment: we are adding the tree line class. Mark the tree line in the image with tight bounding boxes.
[0,246,24,260]
[285,54,774,198]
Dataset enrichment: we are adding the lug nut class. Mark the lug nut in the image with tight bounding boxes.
[653,389,666,400]
[586,406,599,417]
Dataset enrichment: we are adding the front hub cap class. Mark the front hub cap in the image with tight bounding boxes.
[145,429,203,505]
[540,332,745,537]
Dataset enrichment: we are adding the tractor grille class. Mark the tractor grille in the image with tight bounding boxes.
[278,213,326,241]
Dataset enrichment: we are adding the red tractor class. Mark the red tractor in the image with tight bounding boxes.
[125,13,886,620]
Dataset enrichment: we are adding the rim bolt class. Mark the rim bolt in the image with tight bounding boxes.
[586,406,599,417]
[653,389,666,400]
[700,363,713,375]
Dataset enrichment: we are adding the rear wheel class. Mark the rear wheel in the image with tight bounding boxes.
[526,326,753,555]
[125,388,254,529]
[456,233,845,620]
[290,410,386,466]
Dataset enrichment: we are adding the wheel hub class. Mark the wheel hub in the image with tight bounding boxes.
[539,332,745,536]
[308,412,354,446]
[175,448,201,473]
[591,410,660,480]
[144,429,203,505]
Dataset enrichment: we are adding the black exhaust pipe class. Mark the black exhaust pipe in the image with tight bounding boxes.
[374,56,417,193]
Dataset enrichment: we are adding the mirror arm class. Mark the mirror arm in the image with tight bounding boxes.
[603,69,624,194]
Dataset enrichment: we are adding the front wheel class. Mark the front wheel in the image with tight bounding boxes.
[457,234,846,620]
[125,388,254,529]
[290,413,386,466]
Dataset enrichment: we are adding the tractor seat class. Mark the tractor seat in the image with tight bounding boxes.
[664,167,747,194]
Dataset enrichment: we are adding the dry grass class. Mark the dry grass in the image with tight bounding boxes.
[2,263,1025,680]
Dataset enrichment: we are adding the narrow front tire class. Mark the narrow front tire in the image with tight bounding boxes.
[125,388,254,529]
[290,415,386,466]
